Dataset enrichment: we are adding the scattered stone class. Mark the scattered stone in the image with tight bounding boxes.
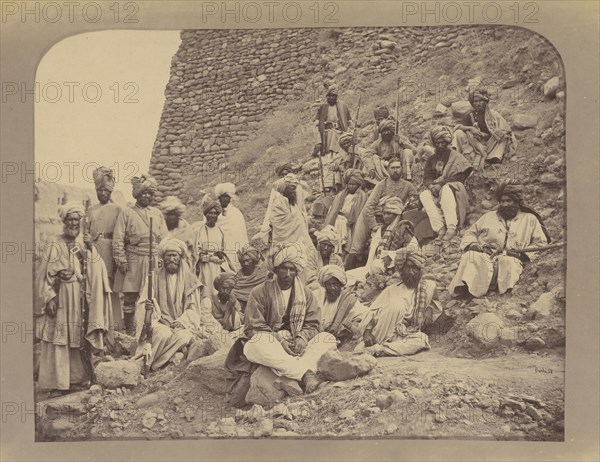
[136,392,165,408]
[185,407,195,422]
[171,352,184,366]
[245,366,287,407]
[255,418,274,437]
[385,423,398,434]
[500,398,526,412]
[274,376,303,396]
[372,378,381,389]
[390,390,405,403]
[340,409,356,420]
[375,393,393,410]
[543,77,560,98]
[466,313,504,345]
[317,350,377,381]
[186,349,228,394]
[435,414,447,423]
[89,384,103,396]
[434,103,448,117]
[512,114,539,130]
[39,390,89,418]
[527,292,555,319]
[271,403,293,420]
[142,412,157,429]
[95,360,141,389]
[533,137,543,146]
[525,337,546,350]
[450,101,473,119]
[505,309,522,320]
[501,424,511,433]
[113,331,137,357]
[556,91,565,101]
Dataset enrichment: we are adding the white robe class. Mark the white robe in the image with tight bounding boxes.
[216,204,248,271]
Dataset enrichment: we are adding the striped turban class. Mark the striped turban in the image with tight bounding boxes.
[379,119,396,133]
[93,166,115,191]
[202,199,221,215]
[273,173,300,195]
[269,242,306,274]
[374,106,390,119]
[131,174,157,198]
[338,132,353,146]
[213,272,236,291]
[314,225,339,246]
[158,237,187,258]
[237,244,261,264]
[428,126,454,146]
[379,196,404,215]
[58,201,85,222]
[159,196,186,215]
[495,182,522,204]
[214,182,237,199]
[343,168,364,186]
[318,264,347,287]
[394,247,426,270]
[469,86,491,105]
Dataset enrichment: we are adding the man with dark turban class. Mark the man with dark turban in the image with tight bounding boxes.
[113,174,168,336]
[84,166,124,331]
[231,244,269,310]
[200,272,245,333]
[325,169,369,258]
[239,243,337,394]
[453,86,517,168]
[448,182,550,298]
[133,238,214,371]
[346,158,419,269]
[365,118,416,182]
[214,183,248,272]
[314,83,353,191]
[315,265,368,347]
[419,126,473,241]
[356,248,441,357]
[36,202,113,390]
[192,195,233,298]
[304,225,345,292]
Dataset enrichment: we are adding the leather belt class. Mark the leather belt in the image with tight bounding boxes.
[97,232,113,239]
[324,122,339,129]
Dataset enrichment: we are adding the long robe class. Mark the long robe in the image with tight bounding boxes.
[231,263,269,308]
[193,223,231,297]
[325,188,369,255]
[217,204,249,272]
[113,204,167,293]
[205,295,244,332]
[314,287,368,338]
[36,235,113,390]
[87,202,123,331]
[365,137,415,181]
[304,250,345,292]
[448,210,548,297]
[316,101,351,153]
[268,190,313,251]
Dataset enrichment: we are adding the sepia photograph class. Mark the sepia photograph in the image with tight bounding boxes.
[1,1,598,461]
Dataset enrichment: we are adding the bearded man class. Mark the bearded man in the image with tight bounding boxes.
[113,174,167,336]
[346,158,418,269]
[448,183,550,298]
[365,119,416,182]
[215,183,249,271]
[304,225,345,292]
[200,272,245,334]
[324,169,369,257]
[133,239,205,371]
[357,248,442,357]
[36,202,113,390]
[84,166,123,332]
[231,244,269,311]
[159,196,196,268]
[419,126,473,241]
[454,86,517,168]
[242,243,337,393]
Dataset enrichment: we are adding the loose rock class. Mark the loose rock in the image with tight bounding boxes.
[95,360,141,389]
[317,350,377,381]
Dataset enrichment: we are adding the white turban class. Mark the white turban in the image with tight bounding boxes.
[314,225,340,246]
[268,242,306,274]
[214,182,237,199]
[159,196,186,215]
[58,201,86,222]
[157,237,187,259]
[318,264,347,286]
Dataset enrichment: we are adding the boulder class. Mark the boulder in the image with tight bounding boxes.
[136,391,166,408]
[527,292,555,319]
[113,332,137,357]
[187,340,209,362]
[512,114,539,130]
[317,349,377,381]
[38,391,89,420]
[524,336,546,350]
[543,77,560,98]
[466,313,504,344]
[95,360,141,389]
[450,101,473,119]
[245,366,287,408]
[186,349,228,394]
[434,103,448,117]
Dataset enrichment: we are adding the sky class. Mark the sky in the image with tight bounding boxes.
[35,30,181,201]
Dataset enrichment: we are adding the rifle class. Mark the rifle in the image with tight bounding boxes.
[317,138,327,195]
[80,215,96,384]
[395,77,401,137]
[351,94,362,169]
[141,217,154,378]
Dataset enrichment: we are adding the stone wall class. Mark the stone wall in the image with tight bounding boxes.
[150,26,497,199]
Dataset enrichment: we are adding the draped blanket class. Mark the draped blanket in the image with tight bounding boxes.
[232,264,269,304]
[270,191,312,249]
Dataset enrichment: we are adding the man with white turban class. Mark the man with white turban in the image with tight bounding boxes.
[36,202,113,390]
[241,243,337,393]
[314,265,368,347]
[304,225,345,292]
[214,183,248,271]
[84,167,123,331]
[356,248,442,357]
[159,196,196,269]
[113,174,168,336]
[133,238,222,371]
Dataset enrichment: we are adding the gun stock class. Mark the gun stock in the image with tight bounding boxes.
[80,214,96,384]
[351,95,362,169]
[142,217,154,378]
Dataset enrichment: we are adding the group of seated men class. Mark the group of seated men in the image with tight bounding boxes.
[35,84,550,399]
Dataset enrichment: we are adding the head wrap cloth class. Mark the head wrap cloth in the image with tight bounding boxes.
[343,168,364,186]
[273,173,300,195]
[469,86,491,105]
[237,244,261,264]
[326,84,339,96]
[157,237,188,259]
[93,167,115,191]
[379,196,404,215]
[159,196,186,215]
[59,202,86,222]
[318,264,347,287]
[213,272,236,291]
[268,242,306,274]
[314,225,339,246]
[131,174,157,198]
[200,193,222,215]
[379,119,396,133]
[428,126,454,146]
[338,132,353,145]
[374,106,390,119]
[394,247,426,270]
[214,183,237,199]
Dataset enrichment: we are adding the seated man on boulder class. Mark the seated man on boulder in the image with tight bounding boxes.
[242,243,337,393]
[134,238,206,371]
[304,225,345,292]
[356,248,442,357]
[203,272,245,335]
[315,265,368,349]
[448,182,550,298]
[231,244,269,311]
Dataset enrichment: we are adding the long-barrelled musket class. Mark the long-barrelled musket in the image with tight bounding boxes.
[351,94,362,169]
[395,77,401,137]
[80,214,96,384]
[141,217,154,378]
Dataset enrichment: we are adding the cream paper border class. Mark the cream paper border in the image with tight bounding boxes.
[1,1,599,460]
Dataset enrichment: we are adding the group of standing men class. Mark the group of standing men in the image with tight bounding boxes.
[35,83,551,401]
